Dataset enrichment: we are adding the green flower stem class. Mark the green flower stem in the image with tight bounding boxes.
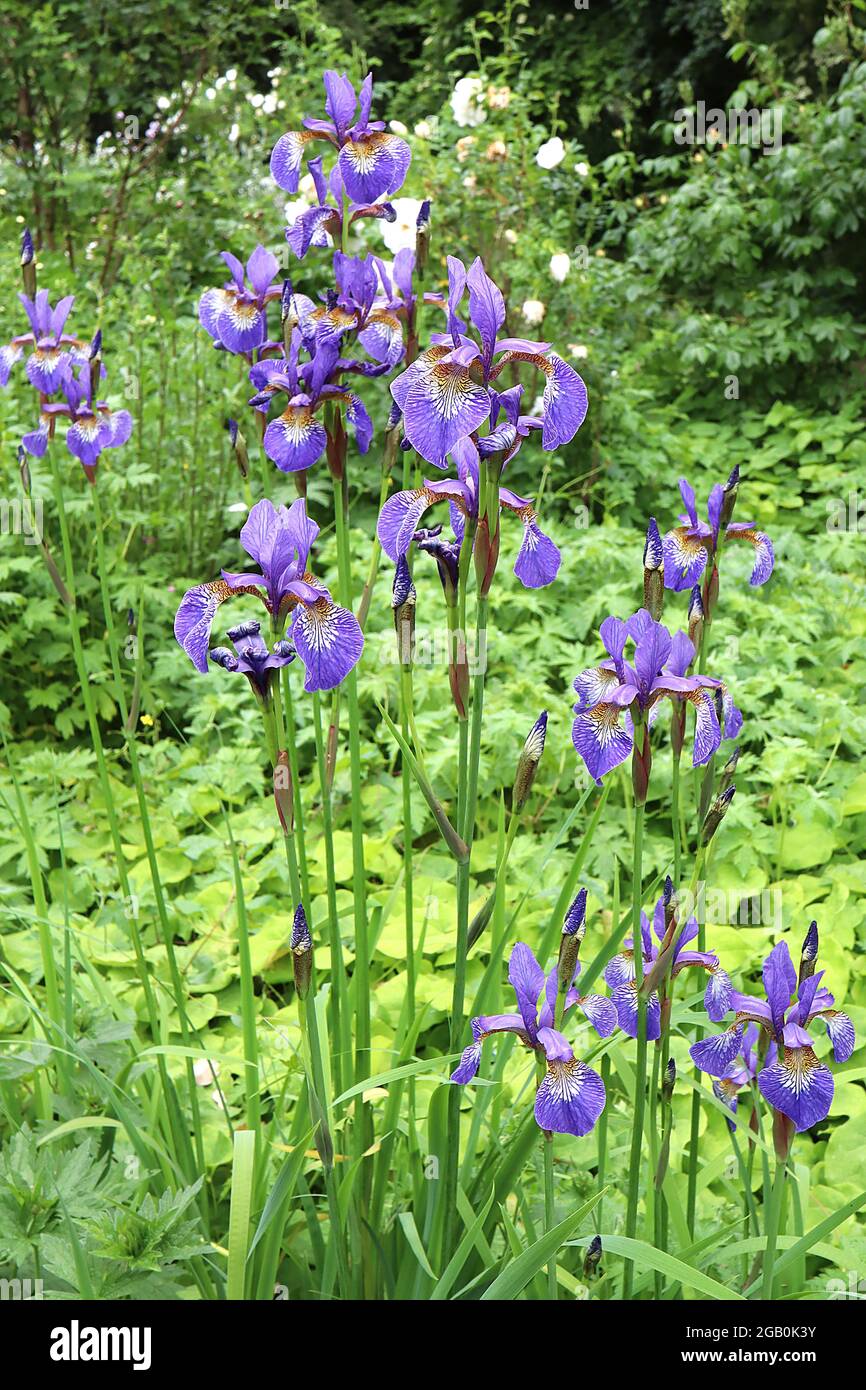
[685,844,710,1237]
[543,1128,557,1301]
[622,795,646,1300]
[671,749,682,884]
[74,469,205,1181]
[279,666,310,903]
[539,781,611,964]
[400,666,416,1030]
[296,981,350,1298]
[762,1157,787,1300]
[357,424,399,632]
[224,812,260,1136]
[312,690,349,1096]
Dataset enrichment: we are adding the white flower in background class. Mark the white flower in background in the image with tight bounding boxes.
[210,1088,227,1111]
[462,173,477,190]
[227,502,248,514]
[262,92,278,115]
[455,135,476,163]
[298,172,317,202]
[205,88,216,101]
[381,197,423,255]
[485,139,508,161]
[248,93,264,109]
[414,119,433,139]
[284,198,309,227]
[569,343,589,359]
[194,1058,220,1086]
[522,298,547,325]
[157,95,171,111]
[451,76,487,128]
[228,123,239,143]
[549,252,571,283]
[487,84,512,110]
[389,119,408,135]
[575,160,589,177]
[226,68,237,82]
[536,136,565,169]
[503,228,518,244]
[530,392,545,415]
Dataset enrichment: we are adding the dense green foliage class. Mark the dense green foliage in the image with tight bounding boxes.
[0,0,864,1302]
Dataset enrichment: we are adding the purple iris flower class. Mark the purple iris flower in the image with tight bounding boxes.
[690,936,855,1132]
[199,245,282,355]
[663,474,774,592]
[248,324,373,474]
[21,360,133,476]
[270,70,411,206]
[572,609,734,785]
[0,289,85,392]
[451,941,615,1138]
[603,892,732,1041]
[712,1022,763,1129]
[209,620,296,701]
[174,497,363,693]
[390,255,588,467]
[376,420,561,589]
[284,154,398,262]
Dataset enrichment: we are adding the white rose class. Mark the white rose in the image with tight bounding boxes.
[522,299,547,325]
[389,119,408,135]
[381,197,424,255]
[194,1059,220,1086]
[568,344,588,359]
[414,119,433,139]
[549,252,571,283]
[450,76,487,128]
[536,136,565,169]
[575,161,589,177]
[503,228,518,244]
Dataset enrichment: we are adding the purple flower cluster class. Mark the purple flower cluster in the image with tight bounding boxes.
[0,250,133,477]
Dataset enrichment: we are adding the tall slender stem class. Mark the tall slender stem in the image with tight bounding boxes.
[622,798,646,1299]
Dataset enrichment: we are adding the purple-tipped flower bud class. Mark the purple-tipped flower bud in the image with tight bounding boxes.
[662,1057,676,1103]
[720,465,740,528]
[415,199,431,273]
[583,1235,602,1279]
[799,920,819,985]
[700,784,735,847]
[722,745,740,779]
[88,329,102,361]
[380,202,397,223]
[291,903,313,999]
[563,887,587,938]
[387,402,402,432]
[226,417,250,479]
[392,555,416,667]
[558,886,587,982]
[643,517,665,621]
[662,875,678,935]
[400,434,413,452]
[687,584,704,651]
[20,227,36,296]
[512,711,547,812]
[280,278,294,322]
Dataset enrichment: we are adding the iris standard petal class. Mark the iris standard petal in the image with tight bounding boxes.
[762,940,797,1039]
[508,941,545,1042]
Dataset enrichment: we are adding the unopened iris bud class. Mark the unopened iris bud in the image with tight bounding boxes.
[512,711,547,812]
[643,516,664,621]
[88,329,102,361]
[20,227,36,297]
[720,465,740,528]
[291,903,313,1000]
[687,585,704,651]
[18,445,31,497]
[662,1057,676,1104]
[662,875,677,934]
[722,745,740,779]
[226,418,250,480]
[392,555,416,668]
[700,784,735,847]
[558,886,587,983]
[273,750,293,834]
[280,278,294,322]
[415,199,431,274]
[583,1235,602,1280]
[799,920,818,985]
